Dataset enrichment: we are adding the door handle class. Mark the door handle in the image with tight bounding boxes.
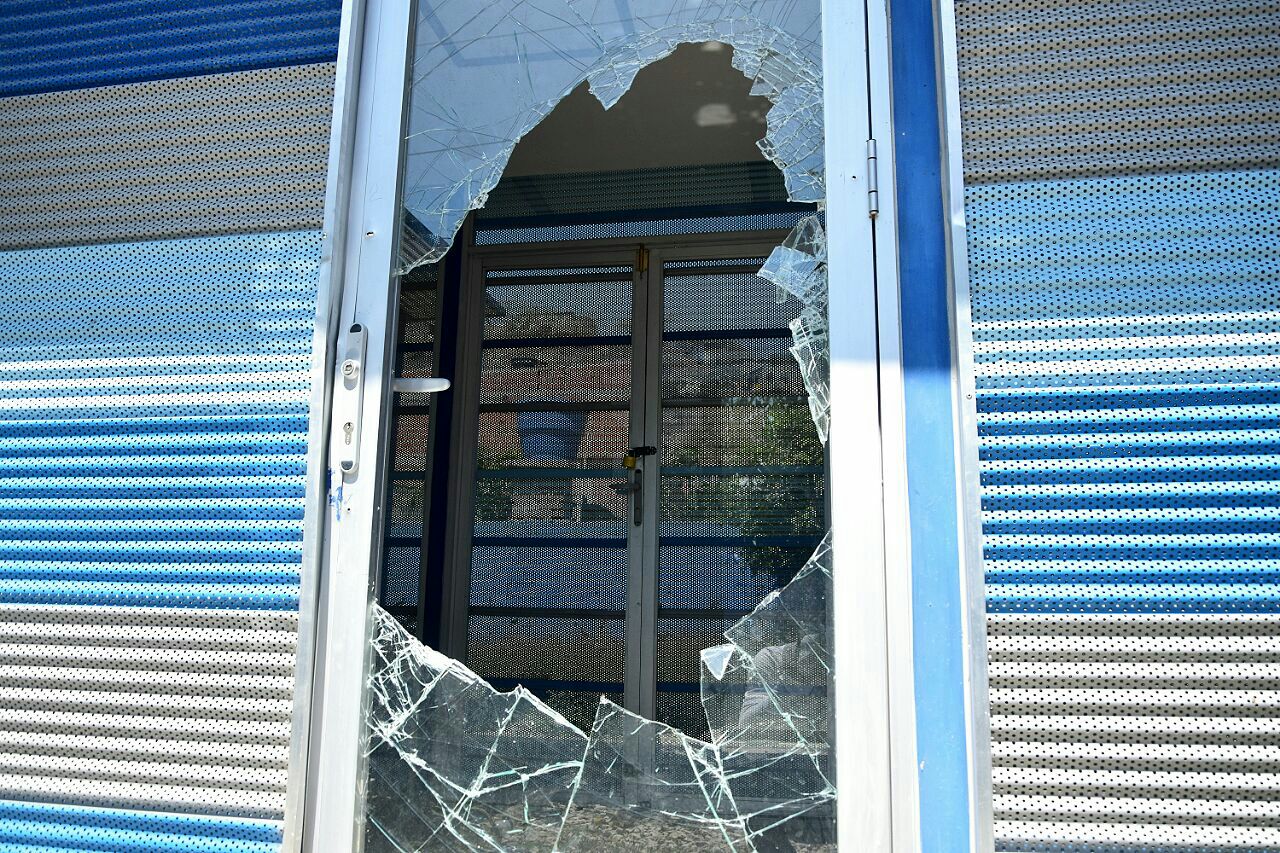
[615,446,655,526]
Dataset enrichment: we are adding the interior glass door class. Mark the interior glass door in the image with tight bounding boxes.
[650,249,828,737]
[451,252,645,730]
[447,239,827,736]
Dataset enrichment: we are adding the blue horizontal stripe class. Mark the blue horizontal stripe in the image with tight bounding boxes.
[983,493,1280,512]
[0,460,307,479]
[0,415,308,441]
[978,414,1280,437]
[980,440,1280,461]
[0,503,304,522]
[977,385,1280,414]
[0,565,299,584]
[0,543,300,561]
[0,436,309,461]
[983,519,1280,536]
[987,589,1280,614]
[0,799,281,852]
[0,525,302,543]
[0,584,298,610]
[985,545,1280,561]
[988,568,1280,585]
[0,0,341,97]
[980,466,1280,486]
[0,481,304,500]
[0,402,312,423]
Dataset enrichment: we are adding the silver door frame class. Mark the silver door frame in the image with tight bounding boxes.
[444,231,796,721]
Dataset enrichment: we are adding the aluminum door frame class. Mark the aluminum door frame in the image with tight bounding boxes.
[302,0,414,848]
[299,0,911,845]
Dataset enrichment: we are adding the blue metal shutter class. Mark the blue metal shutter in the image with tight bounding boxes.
[0,2,340,850]
[956,0,1280,847]
[0,0,341,98]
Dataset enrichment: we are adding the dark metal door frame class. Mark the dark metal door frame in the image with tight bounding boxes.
[443,230,794,721]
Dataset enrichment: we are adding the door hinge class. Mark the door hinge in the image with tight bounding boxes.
[867,138,879,219]
[636,245,649,273]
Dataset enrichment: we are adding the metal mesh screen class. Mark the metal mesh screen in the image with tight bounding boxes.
[956,0,1280,846]
[656,258,825,734]
[463,264,636,731]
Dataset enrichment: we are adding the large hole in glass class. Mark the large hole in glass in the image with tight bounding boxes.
[364,6,833,850]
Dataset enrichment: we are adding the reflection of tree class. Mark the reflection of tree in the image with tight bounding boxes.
[668,401,823,591]
[473,448,515,520]
[734,403,823,590]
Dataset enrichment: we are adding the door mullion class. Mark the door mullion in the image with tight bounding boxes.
[636,246,663,722]
[623,247,651,716]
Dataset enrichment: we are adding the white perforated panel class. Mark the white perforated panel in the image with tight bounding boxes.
[0,63,334,251]
[0,606,296,818]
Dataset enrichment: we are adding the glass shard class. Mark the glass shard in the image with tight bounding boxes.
[366,612,588,851]
[759,216,830,442]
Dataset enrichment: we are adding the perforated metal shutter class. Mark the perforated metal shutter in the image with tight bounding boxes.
[956,0,1280,848]
[0,63,335,250]
[0,232,321,825]
[0,3,339,850]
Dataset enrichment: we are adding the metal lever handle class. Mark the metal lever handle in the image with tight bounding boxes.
[391,377,451,394]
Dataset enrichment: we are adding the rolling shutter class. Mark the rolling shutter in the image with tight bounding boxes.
[0,1,341,849]
[956,0,1280,847]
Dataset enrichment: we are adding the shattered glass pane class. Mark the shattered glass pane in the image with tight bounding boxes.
[399,1,823,273]
[367,1,836,850]
[367,611,588,851]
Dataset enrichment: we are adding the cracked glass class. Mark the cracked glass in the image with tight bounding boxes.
[365,2,834,850]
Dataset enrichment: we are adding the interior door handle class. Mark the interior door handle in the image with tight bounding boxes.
[391,377,451,393]
[610,469,643,526]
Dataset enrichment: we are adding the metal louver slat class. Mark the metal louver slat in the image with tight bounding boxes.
[0,799,283,852]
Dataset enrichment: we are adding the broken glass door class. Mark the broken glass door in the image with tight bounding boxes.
[353,3,842,847]
[443,239,825,735]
